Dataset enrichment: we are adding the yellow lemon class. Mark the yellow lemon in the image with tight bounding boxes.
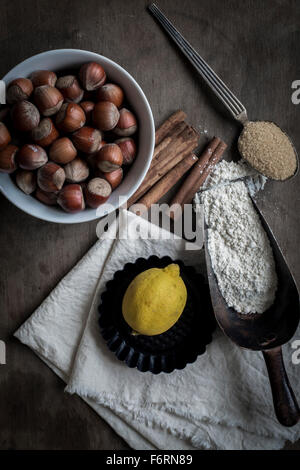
[122,264,187,335]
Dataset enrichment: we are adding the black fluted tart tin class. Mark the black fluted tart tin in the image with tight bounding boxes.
[98,255,216,374]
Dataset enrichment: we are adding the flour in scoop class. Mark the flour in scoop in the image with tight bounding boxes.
[199,161,277,314]
[202,159,267,196]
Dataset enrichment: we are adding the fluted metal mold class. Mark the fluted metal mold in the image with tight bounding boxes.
[98,255,216,374]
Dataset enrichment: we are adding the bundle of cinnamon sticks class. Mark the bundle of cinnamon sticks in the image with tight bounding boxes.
[128,111,227,217]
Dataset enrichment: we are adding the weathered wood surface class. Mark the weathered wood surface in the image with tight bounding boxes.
[0,0,299,450]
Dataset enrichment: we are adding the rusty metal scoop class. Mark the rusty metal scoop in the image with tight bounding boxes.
[204,199,300,427]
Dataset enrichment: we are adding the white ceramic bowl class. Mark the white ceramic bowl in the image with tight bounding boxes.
[0,49,155,223]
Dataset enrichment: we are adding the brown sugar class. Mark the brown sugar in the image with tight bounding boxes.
[238,121,297,180]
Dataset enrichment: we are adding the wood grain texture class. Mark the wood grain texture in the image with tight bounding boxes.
[0,0,299,450]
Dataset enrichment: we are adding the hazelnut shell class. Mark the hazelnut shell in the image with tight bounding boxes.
[0,144,18,173]
[35,188,57,205]
[34,85,64,117]
[31,118,59,147]
[56,103,86,133]
[114,108,138,136]
[49,137,77,165]
[57,184,85,213]
[16,170,37,195]
[79,62,106,91]
[64,157,89,183]
[56,75,84,103]
[11,100,40,132]
[93,101,120,131]
[95,143,123,172]
[115,137,137,165]
[85,178,112,208]
[30,70,57,88]
[96,83,124,108]
[0,122,12,150]
[37,162,65,192]
[18,144,48,170]
[72,126,102,154]
[7,78,33,104]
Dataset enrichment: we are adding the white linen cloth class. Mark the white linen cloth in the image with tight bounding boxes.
[15,209,300,450]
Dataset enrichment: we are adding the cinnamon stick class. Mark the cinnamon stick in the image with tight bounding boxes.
[186,141,227,201]
[127,124,199,207]
[169,137,220,206]
[155,110,187,146]
[130,153,198,214]
[151,121,187,167]
[168,138,227,219]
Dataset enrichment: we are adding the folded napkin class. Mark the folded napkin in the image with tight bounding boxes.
[15,209,300,450]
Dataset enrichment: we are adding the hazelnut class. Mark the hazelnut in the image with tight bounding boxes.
[35,187,57,206]
[18,144,48,170]
[56,75,84,103]
[97,167,123,189]
[114,108,137,136]
[49,137,77,164]
[37,162,65,192]
[95,143,123,172]
[72,126,102,154]
[30,70,57,87]
[56,103,86,133]
[34,85,64,116]
[0,122,11,150]
[15,170,37,195]
[0,144,18,173]
[97,83,124,108]
[11,100,40,132]
[31,117,59,147]
[7,78,33,104]
[115,137,137,165]
[86,141,106,170]
[93,101,120,131]
[57,184,85,213]
[64,157,89,183]
[79,62,106,91]
[79,101,95,123]
[85,178,112,208]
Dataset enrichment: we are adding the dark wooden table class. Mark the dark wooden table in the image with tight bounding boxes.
[0,0,299,450]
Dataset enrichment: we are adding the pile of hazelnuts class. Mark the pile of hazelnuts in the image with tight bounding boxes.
[0,62,138,213]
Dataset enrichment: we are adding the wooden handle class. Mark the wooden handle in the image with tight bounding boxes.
[263,347,300,427]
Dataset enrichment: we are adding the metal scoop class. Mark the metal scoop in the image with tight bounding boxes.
[204,199,300,426]
[148,3,299,180]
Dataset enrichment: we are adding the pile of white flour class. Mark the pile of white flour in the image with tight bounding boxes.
[197,160,277,314]
[202,159,267,195]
